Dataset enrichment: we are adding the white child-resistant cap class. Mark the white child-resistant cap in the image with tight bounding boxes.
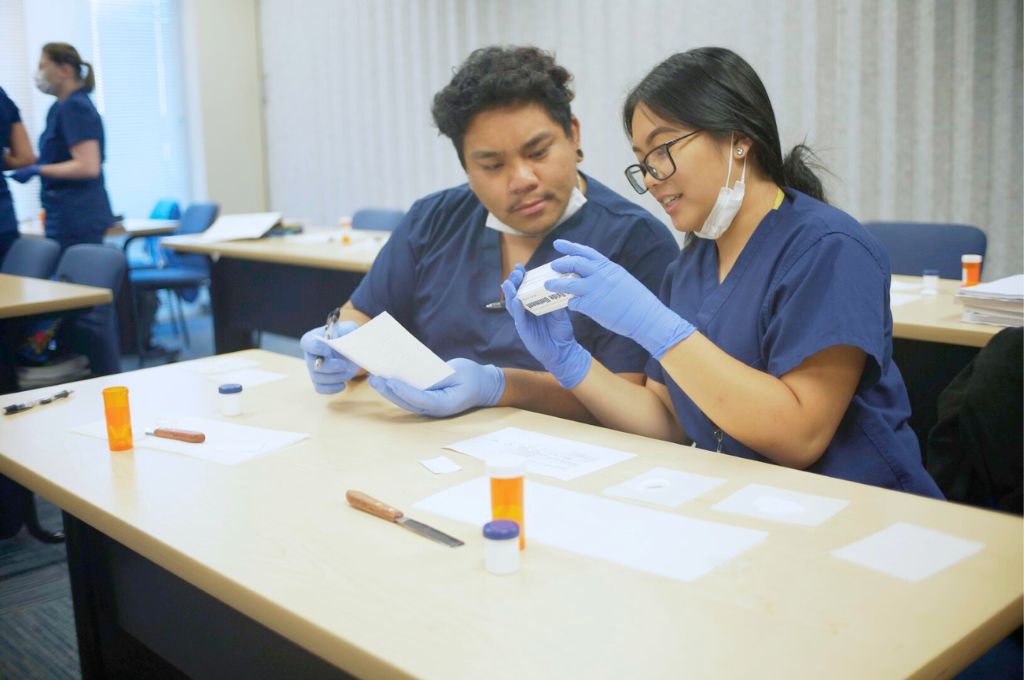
[487,454,527,479]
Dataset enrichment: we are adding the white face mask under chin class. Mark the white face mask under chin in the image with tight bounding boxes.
[694,137,746,240]
[484,182,587,237]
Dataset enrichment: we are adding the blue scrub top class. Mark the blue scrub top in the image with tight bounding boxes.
[38,89,113,244]
[648,189,942,498]
[0,87,20,238]
[350,173,678,373]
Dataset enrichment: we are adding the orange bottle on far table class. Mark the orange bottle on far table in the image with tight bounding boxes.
[102,386,134,451]
[961,254,982,287]
[488,454,526,550]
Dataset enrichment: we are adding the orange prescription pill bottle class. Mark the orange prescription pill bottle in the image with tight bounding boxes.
[488,454,526,550]
[102,386,133,451]
[961,254,982,287]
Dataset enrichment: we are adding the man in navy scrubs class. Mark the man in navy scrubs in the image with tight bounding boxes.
[301,46,676,421]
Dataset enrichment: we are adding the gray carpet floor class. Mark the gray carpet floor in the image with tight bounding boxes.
[0,305,301,679]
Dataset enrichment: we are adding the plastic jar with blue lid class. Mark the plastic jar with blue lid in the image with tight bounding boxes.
[218,383,243,416]
[483,519,520,575]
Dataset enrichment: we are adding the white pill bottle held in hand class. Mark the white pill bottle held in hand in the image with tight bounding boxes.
[218,383,243,416]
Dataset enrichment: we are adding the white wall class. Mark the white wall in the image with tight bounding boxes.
[258,0,1023,278]
[183,0,267,213]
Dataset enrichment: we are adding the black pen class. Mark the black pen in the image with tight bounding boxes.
[4,389,74,416]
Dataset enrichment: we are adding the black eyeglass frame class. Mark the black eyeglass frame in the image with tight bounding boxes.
[624,129,702,195]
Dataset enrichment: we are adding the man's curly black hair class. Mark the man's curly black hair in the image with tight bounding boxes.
[431,46,575,168]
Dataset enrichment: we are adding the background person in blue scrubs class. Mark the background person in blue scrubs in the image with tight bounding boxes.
[10,42,113,251]
[0,86,36,262]
[302,46,677,422]
[504,47,941,498]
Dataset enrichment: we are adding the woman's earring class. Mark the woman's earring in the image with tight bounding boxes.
[576,148,584,161]
[736,148,744,157]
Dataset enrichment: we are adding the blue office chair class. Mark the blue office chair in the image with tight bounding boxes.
[1,237,61,278]
[54,244,127,377]
[129,202,219,362]
[352,208,405,232]
[133,198,182,267]
[863,222,987,280]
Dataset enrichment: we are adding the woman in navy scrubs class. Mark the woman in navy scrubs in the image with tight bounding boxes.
[0,86,36,262]
[10,42,113,251]
[503,47,941,498]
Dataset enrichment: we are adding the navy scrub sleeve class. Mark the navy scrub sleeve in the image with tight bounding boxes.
[350,174,677,374]
[648,189,942,498]
[39,90,113,248]
[0,87,20,259]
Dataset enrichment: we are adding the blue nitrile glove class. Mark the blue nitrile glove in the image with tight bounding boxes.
[546,239,695,359]
[367,357,505,417]
[501,264,592,388]
[300,320,361,394]
[9,164,40,183]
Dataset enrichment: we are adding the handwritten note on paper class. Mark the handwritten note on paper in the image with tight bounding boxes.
[70,414,308,465]
[414,477,768,582]
[444,427,634,481]
[831,522,984,582]
[326,312,454,390]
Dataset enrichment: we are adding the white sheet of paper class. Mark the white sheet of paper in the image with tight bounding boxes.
[197,212,282,243]
[419,455,462,475]
[414,477,767,582]
[326,312,453,390]
[70,414,308,465]
[602,467,725,508]
[890,293,920,307]
[445,427,634,481]
[831,522,984,582]
[890,280,920,292]
[712,484,848,526]
[203,368,287,389]
[186,356,260,375]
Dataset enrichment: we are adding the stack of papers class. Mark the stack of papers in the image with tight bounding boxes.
[516,262,579,315]
[197,212,283,243]
[957,275,1024,326]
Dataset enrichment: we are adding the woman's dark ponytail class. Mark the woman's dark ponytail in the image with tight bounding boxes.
[782,144,826,202]
[624,47,828,204]
[81,61,95,93]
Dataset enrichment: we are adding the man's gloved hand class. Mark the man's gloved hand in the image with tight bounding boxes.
[368,357,505,417]
[546,239,695,359]
[500,264,591,388]
[300,320,361,394]
[9,164,40,184]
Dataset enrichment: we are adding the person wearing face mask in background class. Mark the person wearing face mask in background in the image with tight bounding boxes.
[0,86,37,262]
[301,46,677,421]
[503,47,941,498]
[9,42,113,252]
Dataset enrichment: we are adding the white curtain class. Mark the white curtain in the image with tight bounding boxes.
[260,0,1022,278]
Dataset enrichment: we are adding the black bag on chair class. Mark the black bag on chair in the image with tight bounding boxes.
[926,326,1023,515]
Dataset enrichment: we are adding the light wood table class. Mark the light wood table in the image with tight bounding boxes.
[161,231,388,352]
[0,350,1019,679]
[890,275,1003,348]
[0,273,112,320]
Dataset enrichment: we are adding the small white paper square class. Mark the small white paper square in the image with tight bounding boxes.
[186,356,259,375]
[602,467,725,508]
[205,368,288,388]
[419,455,462,475]
[890,293,920,307]
[326,312,454,390]
[712,484,848,526]
[831,522,984,582]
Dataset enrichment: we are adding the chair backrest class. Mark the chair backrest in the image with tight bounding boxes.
[149,199,181,220]
[54,244,128,376]
[1,237,61,278]
[164,202,219,270]
[55,244,127,294]
[863,222,987,280]
[351,208,405,232]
